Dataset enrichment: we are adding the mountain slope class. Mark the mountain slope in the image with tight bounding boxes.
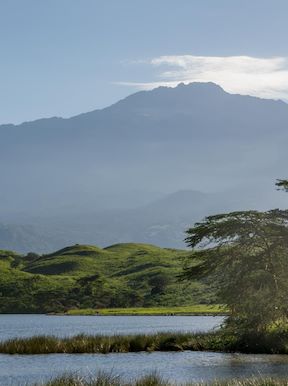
[1,82,288,252]
[1,82,288,217]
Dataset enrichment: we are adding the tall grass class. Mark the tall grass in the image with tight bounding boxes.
[0,332,215,354]
[37,373,288,386]
[2,330,288,355]
[41,373,166,386]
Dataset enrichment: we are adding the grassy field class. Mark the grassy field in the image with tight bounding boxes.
[65,305,226,316]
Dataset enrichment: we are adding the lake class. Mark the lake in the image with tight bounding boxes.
[1,315,288,385]
[0,314,224,340]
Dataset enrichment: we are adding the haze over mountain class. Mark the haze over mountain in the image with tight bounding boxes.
[1,82,288,252]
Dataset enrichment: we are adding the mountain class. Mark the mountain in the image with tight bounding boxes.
[1,82,288,252]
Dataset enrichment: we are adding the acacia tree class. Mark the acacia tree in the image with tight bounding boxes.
[183,209,288,333]
[276,179,288,191]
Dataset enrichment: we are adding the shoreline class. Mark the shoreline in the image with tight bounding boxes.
[0,306,227,317]
[51,312,227,316]
[58,305,227,316]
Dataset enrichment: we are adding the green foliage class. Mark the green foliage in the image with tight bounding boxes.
[184,209,288,334]
[276,179,288,192]
[0,243,213,313]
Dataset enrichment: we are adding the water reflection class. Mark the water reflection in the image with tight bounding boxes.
[1,351,288,385]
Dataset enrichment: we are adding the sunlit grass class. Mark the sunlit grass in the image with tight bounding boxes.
[65,305,226,316]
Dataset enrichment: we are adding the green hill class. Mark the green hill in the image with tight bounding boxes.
[0,243,215,313]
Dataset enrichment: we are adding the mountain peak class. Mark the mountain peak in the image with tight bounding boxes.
[111,81,228,113]
[175,81,225,91]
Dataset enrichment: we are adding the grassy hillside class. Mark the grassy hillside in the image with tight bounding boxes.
[0,243,215,313]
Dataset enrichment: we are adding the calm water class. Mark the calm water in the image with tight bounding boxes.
[1,315,288,385]
[0,314,224,340]
[2,351,288,385]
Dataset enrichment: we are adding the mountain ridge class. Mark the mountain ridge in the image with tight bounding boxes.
[1,82,287,128]
[1,188,287,254]
[1,81,288,252]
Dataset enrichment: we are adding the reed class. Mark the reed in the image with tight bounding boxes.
[2,330,288,355]
[37,373,288,386]
[41,373,166,386]
[0,331,223,355]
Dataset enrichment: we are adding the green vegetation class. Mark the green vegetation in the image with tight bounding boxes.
[38,374,288,386]
[65,304,225,315]
[4,328,288,355]
[183,208,288,335]
[0,332,209,354]
[0,243,215,313]
[40,373,166,386]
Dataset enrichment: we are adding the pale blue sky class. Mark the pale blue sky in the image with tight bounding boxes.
[1,0,288,124]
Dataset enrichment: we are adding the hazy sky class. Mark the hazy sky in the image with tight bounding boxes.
[1,0,288,124]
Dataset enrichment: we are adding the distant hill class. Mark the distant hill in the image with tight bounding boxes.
[1,82,288,252]
[0,243,214,313]
[0,188,286,253]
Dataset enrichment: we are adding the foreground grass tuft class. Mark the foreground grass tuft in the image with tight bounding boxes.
[41,373,166,386]
[37,373,288,386]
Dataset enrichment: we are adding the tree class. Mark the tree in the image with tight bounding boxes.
[183,209,288,333]
[23,252,40,262]
[149,272,170,295]
[276,179,288,191]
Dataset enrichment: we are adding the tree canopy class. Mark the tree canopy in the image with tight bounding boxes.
[276,179,288,192]
[183,208,288,333]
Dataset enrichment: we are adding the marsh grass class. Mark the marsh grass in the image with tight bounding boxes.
[37,373,288,386]
[0,331,223,354]
[2,330,288,355]
[41,373,167,386]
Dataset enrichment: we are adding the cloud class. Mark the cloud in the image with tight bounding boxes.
[117,55,288,101]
